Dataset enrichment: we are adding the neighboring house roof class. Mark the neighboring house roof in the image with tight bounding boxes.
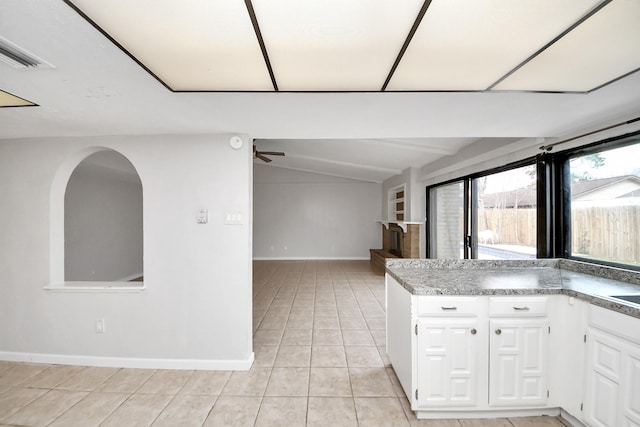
[481,175,640,208]
[571,175,640,201]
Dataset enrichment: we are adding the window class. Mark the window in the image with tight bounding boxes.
[565,139,640,267]
[427,162,536,260]
[428,181,464,259]
[476,165,537,260]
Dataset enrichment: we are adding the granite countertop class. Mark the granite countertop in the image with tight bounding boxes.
[385,258,640,319]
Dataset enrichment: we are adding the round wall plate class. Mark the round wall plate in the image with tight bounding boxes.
[229,136,243,150]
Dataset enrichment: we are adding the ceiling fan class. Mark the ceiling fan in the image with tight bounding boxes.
[253,145,285,163]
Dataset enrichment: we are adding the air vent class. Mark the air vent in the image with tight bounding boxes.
[0,36,52,69]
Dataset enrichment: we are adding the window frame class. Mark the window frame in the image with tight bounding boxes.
[426,157,539,260]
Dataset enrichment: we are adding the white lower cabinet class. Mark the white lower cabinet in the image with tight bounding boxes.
[584,328,623,427]
[410,292,550,413]
[489,318,549,407]
[386,274,640,424]
[622,348,640,427]
[416,317,480,407]
[583,306,640,427]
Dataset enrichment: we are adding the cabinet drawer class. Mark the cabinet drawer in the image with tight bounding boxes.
[489,296,548,317]
[417,296,481,317]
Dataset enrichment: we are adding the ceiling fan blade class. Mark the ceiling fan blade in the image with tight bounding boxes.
[259,151,285,156]
[256,153,272,163]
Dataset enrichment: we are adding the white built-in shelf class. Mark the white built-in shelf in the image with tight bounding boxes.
[388,184,406,223]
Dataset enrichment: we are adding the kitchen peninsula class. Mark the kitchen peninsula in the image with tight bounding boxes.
[385,258,640,426]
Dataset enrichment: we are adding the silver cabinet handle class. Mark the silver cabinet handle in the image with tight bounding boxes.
[495,329,502,335]
[470,328,477,335]
[513,306,530,311]
[441,306,457,311]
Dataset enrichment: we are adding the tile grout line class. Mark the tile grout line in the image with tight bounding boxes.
[253,260,287,426]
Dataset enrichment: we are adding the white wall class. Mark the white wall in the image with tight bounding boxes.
[253,165,381,259]
[65,152,143,281]
[0,134,253,369]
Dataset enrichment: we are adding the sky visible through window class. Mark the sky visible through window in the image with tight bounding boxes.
[483,166,535,194]
[570,143,640,181]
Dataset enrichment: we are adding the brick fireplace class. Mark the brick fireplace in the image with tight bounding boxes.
[370,222,420,272]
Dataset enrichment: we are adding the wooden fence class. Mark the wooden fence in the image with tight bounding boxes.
[483,208,537,248]
[571,205,640,264]
[481,206,640,264]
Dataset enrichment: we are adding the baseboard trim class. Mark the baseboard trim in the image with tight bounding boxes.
[560,409,587,427]
[415,407,561,420]
[252,257,370,261]
[0,351,255,371]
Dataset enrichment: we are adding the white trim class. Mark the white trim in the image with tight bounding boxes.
[252,256,370,261]
[415,407,561,420]
[560,408,587,427]
[0,351,255,371]
[44,281,145,293]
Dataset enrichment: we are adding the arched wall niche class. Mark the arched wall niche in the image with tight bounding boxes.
[48,147,144,290]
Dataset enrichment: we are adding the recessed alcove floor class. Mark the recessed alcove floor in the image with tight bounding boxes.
[0,260,569,426]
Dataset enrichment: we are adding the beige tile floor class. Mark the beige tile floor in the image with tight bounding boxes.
[0,260,571,426]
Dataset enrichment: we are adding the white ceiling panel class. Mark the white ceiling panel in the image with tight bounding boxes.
[251,0,423,91]
[70,0,273,91]
[387,0,602,91]
[494,0,640,92]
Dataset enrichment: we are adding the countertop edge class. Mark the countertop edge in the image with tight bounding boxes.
[385,265,640,320]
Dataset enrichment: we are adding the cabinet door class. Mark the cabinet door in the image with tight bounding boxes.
[416,317,480,408]
[489,318,548,407]
[622,346,640,427]
[583,328,622,427]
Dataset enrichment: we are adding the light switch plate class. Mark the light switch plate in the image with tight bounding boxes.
[225,212,243,225]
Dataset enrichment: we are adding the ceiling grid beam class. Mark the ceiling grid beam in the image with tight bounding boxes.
[62,0,174,92]
[486,0,613,91]
[381,0,433,91]
[244,0,279,91]
[588,66,640,93]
